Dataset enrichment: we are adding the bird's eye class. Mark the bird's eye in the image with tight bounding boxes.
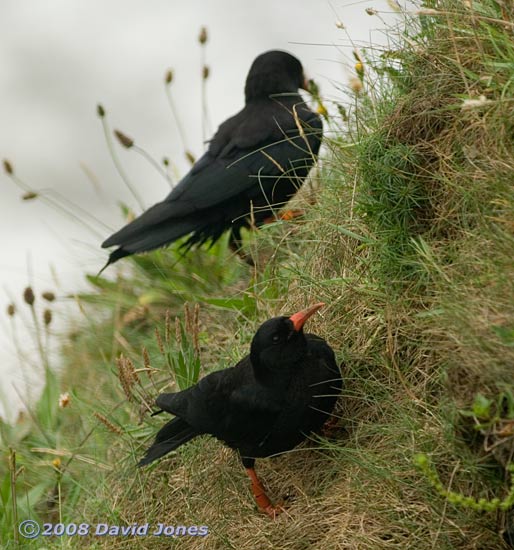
[272,334,281,343]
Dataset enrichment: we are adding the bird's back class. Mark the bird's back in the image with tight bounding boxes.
[101,94,322,262]
[237,334,341,458]
[164,94,322,217]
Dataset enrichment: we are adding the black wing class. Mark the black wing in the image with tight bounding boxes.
[154,358,282,448]
[102,98,321,250]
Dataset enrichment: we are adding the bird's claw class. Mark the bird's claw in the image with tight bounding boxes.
[262,502,285,519]
[320,416,340,438]
[262,209,305,225]
[279,208,304,221]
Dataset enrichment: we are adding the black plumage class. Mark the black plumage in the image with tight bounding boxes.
[101,50,322,269]
[139,303,342,517]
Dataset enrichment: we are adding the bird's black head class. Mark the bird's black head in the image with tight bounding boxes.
[244,50,306,103]
[249,303,324,378]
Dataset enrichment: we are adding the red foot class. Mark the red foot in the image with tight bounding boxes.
[246,467,284,519]
[263,209,305,225]
[261,503,285,519]
[321,416,339,438]
[279,209,304,221]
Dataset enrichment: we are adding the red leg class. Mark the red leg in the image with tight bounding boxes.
[245,467,283,519]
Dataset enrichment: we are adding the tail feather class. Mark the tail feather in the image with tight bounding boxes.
[101,214,210,268]
[102,202,175,248]
[97,247,131,275]
[138,416,198,467]
[103,219,195,253]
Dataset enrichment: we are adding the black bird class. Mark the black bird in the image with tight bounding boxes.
[139,303,342,518]
[101,50,323,269]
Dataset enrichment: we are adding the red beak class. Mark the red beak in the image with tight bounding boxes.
[289,302,325,332]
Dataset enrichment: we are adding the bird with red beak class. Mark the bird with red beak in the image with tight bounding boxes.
[139,303,342,518]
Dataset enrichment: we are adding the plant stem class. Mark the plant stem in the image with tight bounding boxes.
[9,448,18,545]
[100,116,145,211]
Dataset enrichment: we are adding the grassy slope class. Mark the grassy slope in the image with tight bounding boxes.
[1,2,514,548]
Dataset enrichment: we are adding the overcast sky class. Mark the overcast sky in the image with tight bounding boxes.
[0,0,401,421]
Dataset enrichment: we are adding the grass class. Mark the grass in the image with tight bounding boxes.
[1,1,514,547]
